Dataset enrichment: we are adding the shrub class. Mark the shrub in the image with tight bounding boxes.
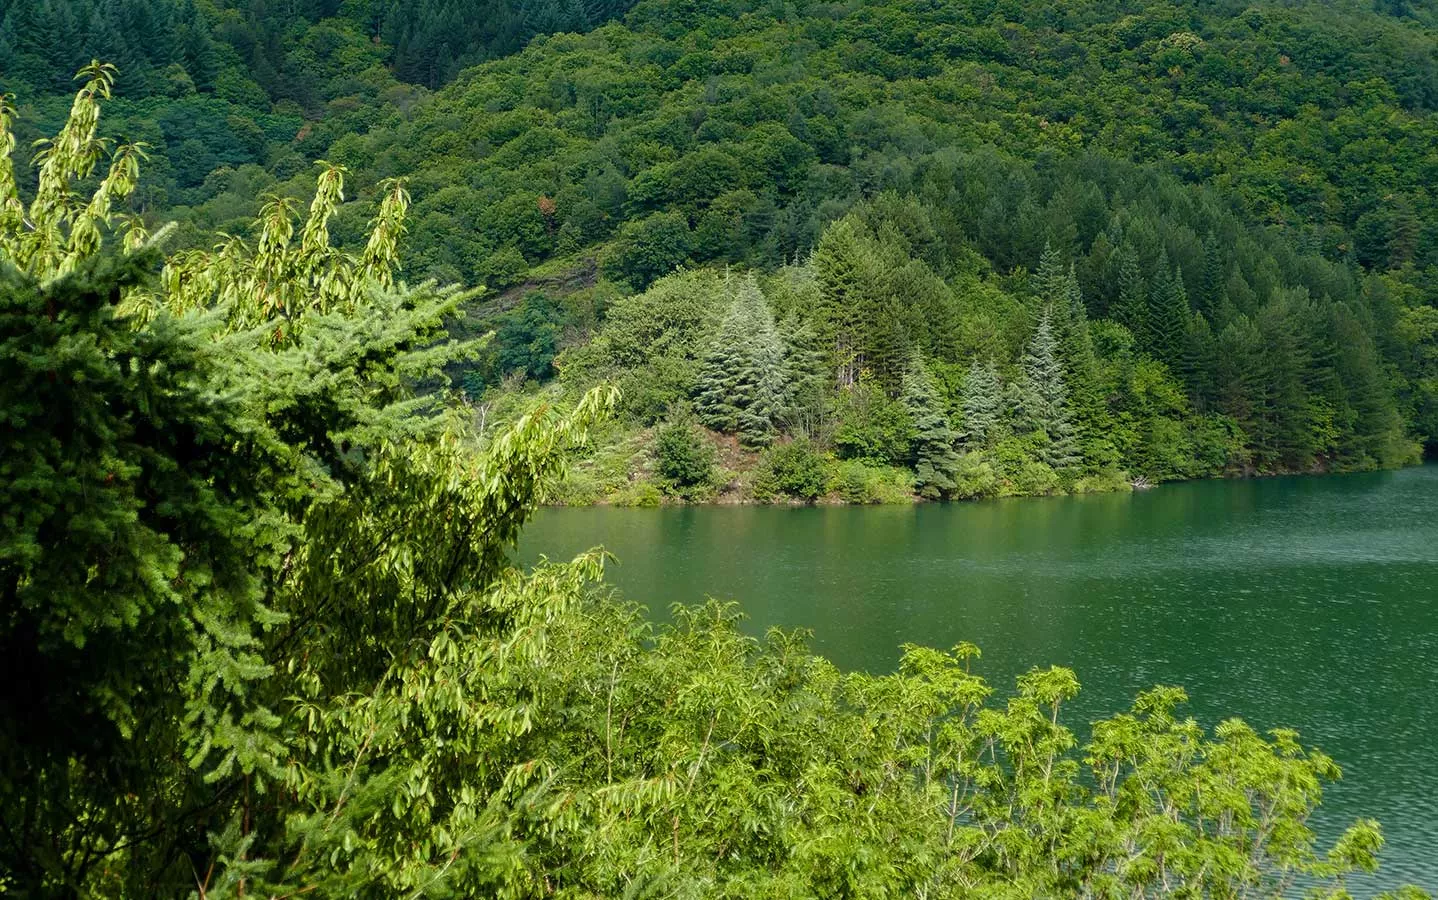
[613,480,664,507]
[834,459,914,504]
[753,438,830,502]
[950,451,1000,500]
[653,418,717,499]
[833,377,913,465]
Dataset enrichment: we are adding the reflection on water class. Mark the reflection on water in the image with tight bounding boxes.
[522,465,1438,892]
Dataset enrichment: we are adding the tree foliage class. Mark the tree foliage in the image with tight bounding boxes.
[0,69,1426,900]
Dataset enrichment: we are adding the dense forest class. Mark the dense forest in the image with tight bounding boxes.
[0,71,1428,897]
[5,1,1438,503]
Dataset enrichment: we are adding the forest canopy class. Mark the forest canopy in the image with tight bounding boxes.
[7,0,1428,483]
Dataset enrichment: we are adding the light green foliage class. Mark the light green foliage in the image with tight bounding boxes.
[950,451,1001,500]
[0,64,147,280]
[833,459,916,504]
[834,371,915,465]
[753,438,831,502]
[150,164,412,336]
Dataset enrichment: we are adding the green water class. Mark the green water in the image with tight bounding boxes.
[522,465,1438,891]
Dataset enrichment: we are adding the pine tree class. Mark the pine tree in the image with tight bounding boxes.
[693,274,789,447]
[1199,235,1226,314]
[1035,241,1068,310]
[1112,242,1147,343]
[1147,255,1189,366]
[1179,310,1218,411]
[811,216,874,389]
[960,358,1003,448]
[901,353,961,499]
[1059,264,1114,470]
[778,313,830,438]
[1017,309,1081,471]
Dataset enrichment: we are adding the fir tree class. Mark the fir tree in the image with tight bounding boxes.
[960,358,1004,448]
[1059,264,1113,470]
[1016,309,1081,471]
[1147,255,1189,366]
[901,353,961,499]
[1179,310,1218,410]
[1112,242,1147,344]
[693,274,789,447]
[1199,235,1226,313]
[1035,241,1068,310]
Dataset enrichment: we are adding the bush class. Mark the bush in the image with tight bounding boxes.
[950,451,1000,500]
[619,357,697,425]
[753,438,830,502]
[994,436,1060,496]
[833,459,914,504]
[1071,469,1134,495]
[832,377,913,465]
[653,418,717,499]
[613,480,664,507]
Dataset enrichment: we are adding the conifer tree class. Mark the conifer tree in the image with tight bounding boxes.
[901,353,961,499]
[1112,242,1147,344]
[1199,235,1226,313]
[960,358,1004,448]
[1147,254,1189,366]
[811,216,874,388]
[1016,309,1081,471]
[693,274,789,447]
[1035,241,1068,311]
[779,313,830,437]
[1059,264,1113,470]
[1179,310,1219,410]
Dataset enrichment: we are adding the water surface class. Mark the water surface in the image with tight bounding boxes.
[523,466,1438,891]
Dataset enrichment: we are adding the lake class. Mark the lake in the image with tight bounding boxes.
[522,464,1438,891]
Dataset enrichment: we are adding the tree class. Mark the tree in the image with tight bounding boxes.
[693,274,789,447]
[902,354,961,499]
[1111,242,1147,345]
[1014,309,1081,472]
[0,251,289,893]
[960,358,1004,448]
[1147,254,1189,366]
[605,210,692,289]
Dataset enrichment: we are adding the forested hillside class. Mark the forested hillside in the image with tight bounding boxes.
[5,0,1438,502]
[334,0,1438,501]
[0,0,635,224]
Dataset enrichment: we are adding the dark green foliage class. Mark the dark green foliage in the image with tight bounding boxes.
[901,354,961,500]
[1147,256,1189,367]
[753,438,829,502]
[466,292,568,392]
[1112,243,1148,343]
[1014,309,1082,473]
[653,414,716,497]
[605,211,692,289]
[0,252,283,891]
